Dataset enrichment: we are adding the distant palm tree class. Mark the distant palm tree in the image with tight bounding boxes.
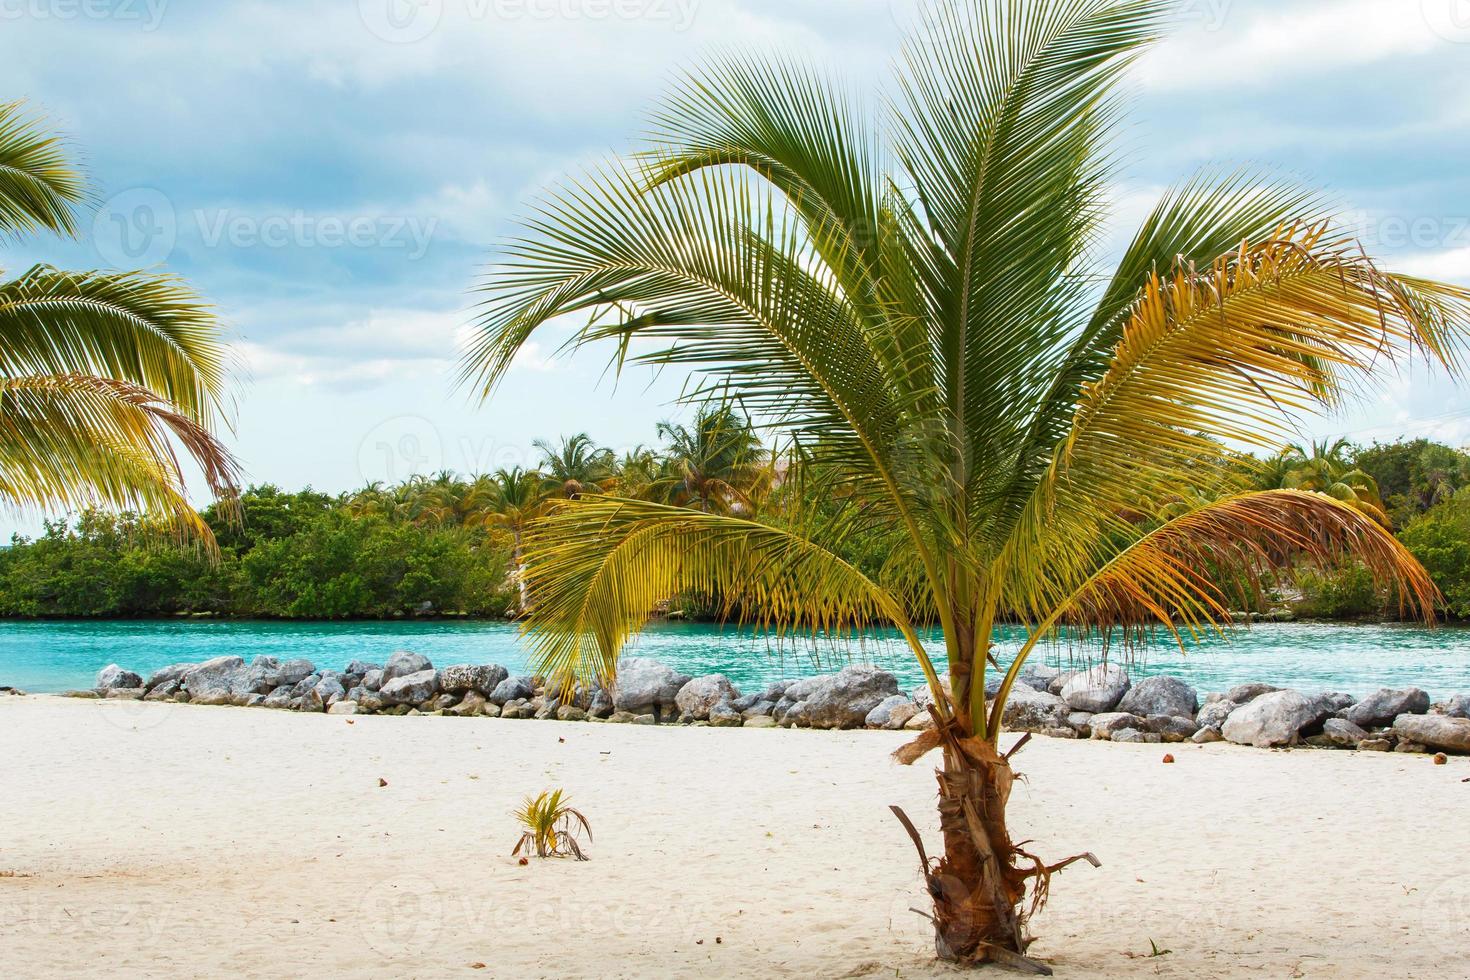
[612,445,668,501]
[0,100,239,539]
[463,0,1465,965]
[656,405,768,514]
[1268,438,1389,525]
[533,433,615,499]
[484,466,548,613]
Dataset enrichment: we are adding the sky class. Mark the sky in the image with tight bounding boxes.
[2,0,1469,536]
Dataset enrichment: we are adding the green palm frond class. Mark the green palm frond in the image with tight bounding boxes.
[0,101,86,239]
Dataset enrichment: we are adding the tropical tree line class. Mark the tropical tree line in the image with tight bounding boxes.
[7,431,1468,622]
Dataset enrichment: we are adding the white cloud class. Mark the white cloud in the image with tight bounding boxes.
[1137,0,1446,91]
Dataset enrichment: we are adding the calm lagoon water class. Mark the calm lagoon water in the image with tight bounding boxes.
[3,619,1470,699]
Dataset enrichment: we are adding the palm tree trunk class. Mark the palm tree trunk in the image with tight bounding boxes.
[929,742,1033,967]
[512,530,530,614]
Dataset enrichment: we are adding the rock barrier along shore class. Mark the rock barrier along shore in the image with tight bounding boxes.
[41,654,1470,757]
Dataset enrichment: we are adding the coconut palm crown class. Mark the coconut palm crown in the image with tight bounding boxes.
[0,100,239,539]
[462,0,1468,967]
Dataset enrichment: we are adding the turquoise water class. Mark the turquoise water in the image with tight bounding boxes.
[2,619,1470,700]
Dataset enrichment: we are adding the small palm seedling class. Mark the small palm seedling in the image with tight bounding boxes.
[511,789,592,861]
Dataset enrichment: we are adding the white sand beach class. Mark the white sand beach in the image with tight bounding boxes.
[3,696,1467,979]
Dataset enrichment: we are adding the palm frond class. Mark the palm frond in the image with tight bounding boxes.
[0,265,233,426]
[0,100,86,239]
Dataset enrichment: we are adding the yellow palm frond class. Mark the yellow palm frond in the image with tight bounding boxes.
[518,496,945,705]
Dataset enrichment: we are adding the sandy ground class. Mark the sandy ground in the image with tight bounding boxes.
[2,697,1467,979]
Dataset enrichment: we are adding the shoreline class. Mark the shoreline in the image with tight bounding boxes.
[27,651,1470,757]
[3,695,1467,978]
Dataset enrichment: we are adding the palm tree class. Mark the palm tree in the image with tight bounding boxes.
[534,432,615,499]
[483,466,548,613]
[0,100,239,538]
[461,0,1466,967]
[656,404,769,514]
[1266,438,1390,525]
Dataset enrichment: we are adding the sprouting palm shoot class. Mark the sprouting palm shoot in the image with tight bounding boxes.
[512,789,593,861]
[462,0,1469,968]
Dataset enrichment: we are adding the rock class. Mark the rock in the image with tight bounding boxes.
[745,715,779,729]
[501,699,534,719]
[243,693,266,707]
[302,676,346,712]
[556,705,588,722]
[1191,726,1223,744]
[362,669,385,692]
[289,674,320,698]
[1001,687,1071,732]
[480,702,501,718]
[1059,664,1131,713]
[1445,695,1469,719]
[274,658,315,688]
[1321,717,1370,748]
[612,658,691,720]
[1394,740,1429,754]
[261,686,293,709]
[607,711,638,724]
[709,702,744,727]
[1112,728,1162,744]
[1357,738,1392,752]
[1391,715,1470,754]
[328,702,359,715]
[104,687,144,700]
[382,650,433,683]
[62,689,101,699]
[1019,664,1062,690]
[1221,690,1332,748]
[913,677,953,709]
[1065,711,1094,736]
[1117,676,1198,720]
[905,710,936,731]
[1320,692,1356,712]
[488,675,536,706]
[1203,691,1225,704]
[144,680,179,701]
[866,695,919,730]
[345,660,381,677]
[95,664,143,690]
[228,656,285,697]
[379,669,440,706]
[741,699,776,720]
[533,696,560,720]
[1047,672,1075,696]
[675,674,740,721]
[443,690,486,717]
[1146,714,1199,742]
[1088,712,1149,740]
[180,657,246,700]
[1225,682,1279,705]
[143,662,196,691]
[1346,688,1432,728]
[588,688,615,718]
[784,666,902,730]
[440,664,510,696]
[1043,727,1078,739]
[1196,700,1237,729]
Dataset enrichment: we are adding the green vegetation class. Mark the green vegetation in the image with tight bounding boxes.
[457,0,1469,964]
[511,789,592,861]
[0,100,239,541]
